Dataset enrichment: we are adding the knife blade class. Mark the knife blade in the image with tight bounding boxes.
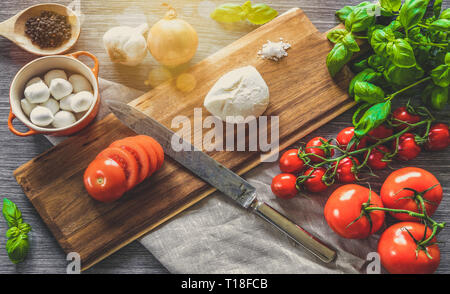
[107,100,337,263]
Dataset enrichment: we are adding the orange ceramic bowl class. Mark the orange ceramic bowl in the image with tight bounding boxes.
[8,51,100,137]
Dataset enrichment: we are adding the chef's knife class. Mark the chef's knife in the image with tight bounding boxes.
[107,100,337,263]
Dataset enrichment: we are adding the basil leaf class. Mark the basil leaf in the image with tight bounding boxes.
[210,3,247,23]
[433,0,443,18]
[336,6,354,22]
[399,0,429,30]
[342,33,360,52]
[371,29,395,57]
[445,52,450,65]
[354,101,392,137]
[327,29,348,43]
[345,5,376,33]
[368,55,388,71]
[429,19,450,32]
[351,58,369,73]
[2,198,22,228]
[431,64,450,87]
[430,86,448,110]
[441,8,450,19]
[6,234,29,264]
[390,39,416,68]
[349,68,381,97]
[379,0,402,12]
[384,63,425,86]
[354,81,385,104]
[246,3,278,25]
[326,42,352,77]
[18,222,32,234]
[6,226,20,239]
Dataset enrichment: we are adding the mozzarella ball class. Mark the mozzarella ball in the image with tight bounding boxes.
[52,111,76,128]
[30,106,54,127]
[40,98,60,115]
[21,99,36,116]
[44,69,67,86]
[24,81,50,104]
[70,91,94,113]
[69,74,92,93]
[59,94,75,111]
[50,78,73,100]
[26,77,43,87]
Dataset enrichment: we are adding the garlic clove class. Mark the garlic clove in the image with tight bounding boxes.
[50,78,73,100]
[21,99,36,116]
[70,91,94,113]
[52,111,76,128]
[30,106,54,127]
[24,81,50,104]
[68,74,93,93]
[26,77,43,87]
[59,94,75,111]
[44,69,68,86]
[40,98,60,115]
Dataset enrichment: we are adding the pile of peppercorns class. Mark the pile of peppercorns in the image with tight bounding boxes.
[25,10,72,49]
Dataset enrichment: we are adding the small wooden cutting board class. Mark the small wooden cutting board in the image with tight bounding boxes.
[14,8,355,270]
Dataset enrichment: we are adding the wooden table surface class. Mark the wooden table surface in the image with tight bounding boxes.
[1,0,449,274]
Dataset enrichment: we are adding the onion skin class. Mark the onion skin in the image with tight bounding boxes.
[147,5,198,67]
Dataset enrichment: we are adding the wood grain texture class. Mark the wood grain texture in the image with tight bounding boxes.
[1,0,449,274]
[14,8,357,271]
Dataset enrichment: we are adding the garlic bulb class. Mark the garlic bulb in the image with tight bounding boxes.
[44,69,67,86]
[40,98,60,115]
[30,106,54,127]
[59,94,75,111]
[24,81,50,104]
[49,78,73,100]
[103,23,149,66]
[69,74,92,93]
[70,91,94,113]
[21,99,36,116]
[52,111,76,128]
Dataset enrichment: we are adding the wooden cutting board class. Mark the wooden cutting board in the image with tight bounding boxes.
[14,8,355,271]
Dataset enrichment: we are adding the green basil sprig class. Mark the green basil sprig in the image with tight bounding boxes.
[2,198,31,264]
[210,1,277,25]
[354,101,392,137]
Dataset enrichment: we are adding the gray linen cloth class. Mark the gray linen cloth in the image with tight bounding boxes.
[47,78,377,274]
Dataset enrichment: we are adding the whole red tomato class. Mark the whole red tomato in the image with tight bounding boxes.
[425,123,450,151]
[84,158,128,202]
[271,173,298,199]
[378,222,440,274]
[367,125,393,143]
[366,145,391,170]
[380,167,442,221]
[332,157,360,183]
[395,133,421,161]
[305,137,334,163]
[392,106,421,131]
[303,167,328,193]
[324,184,385,239]
[279,149,305,173]
[336,127,368,151]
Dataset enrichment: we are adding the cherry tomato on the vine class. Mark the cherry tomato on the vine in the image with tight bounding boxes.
[324,184,385,239]
[395,133,421,161]
[378,222,440,274]
[380,167,442,221]
[271,173,298,199]
[336,127,368,151]
[302,167,328,193]
[392,106,421,131]
[367,125,393,143]
[425,123,450,151]
[279,149,305,173]
[305,137,334,163]
[366,145,391,170]
[332,157,360,183]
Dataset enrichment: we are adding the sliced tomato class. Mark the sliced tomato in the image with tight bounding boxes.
[110,139,150,184]
[126,136,158,177]
[134,135,164,170]
[96,147,139,190]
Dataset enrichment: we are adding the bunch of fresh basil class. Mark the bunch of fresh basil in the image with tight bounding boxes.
[2,198,31,264]
[327,0,449,138]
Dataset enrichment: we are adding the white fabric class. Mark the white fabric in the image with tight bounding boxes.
[47,78,377,274]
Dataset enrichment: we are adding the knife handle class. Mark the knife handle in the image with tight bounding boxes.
[251,201,336,263]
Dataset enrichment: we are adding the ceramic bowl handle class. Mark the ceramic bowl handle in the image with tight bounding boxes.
[8,110,38,137]
[67,51,99,78]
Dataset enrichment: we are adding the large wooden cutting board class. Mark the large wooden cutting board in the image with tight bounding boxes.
[14,8,355,270]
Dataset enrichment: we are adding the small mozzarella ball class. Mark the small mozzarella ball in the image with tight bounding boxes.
[30,106,54,127]
[21,99,36,116]
[49,78,73,100]
[52,111,76,128]
[69,74,92,93]
[24,81,50,104]
[70,91,94,113]
[26,77,43,87]
[40,98,60,115]
[44,69,67,86]
[59,94,74,111]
